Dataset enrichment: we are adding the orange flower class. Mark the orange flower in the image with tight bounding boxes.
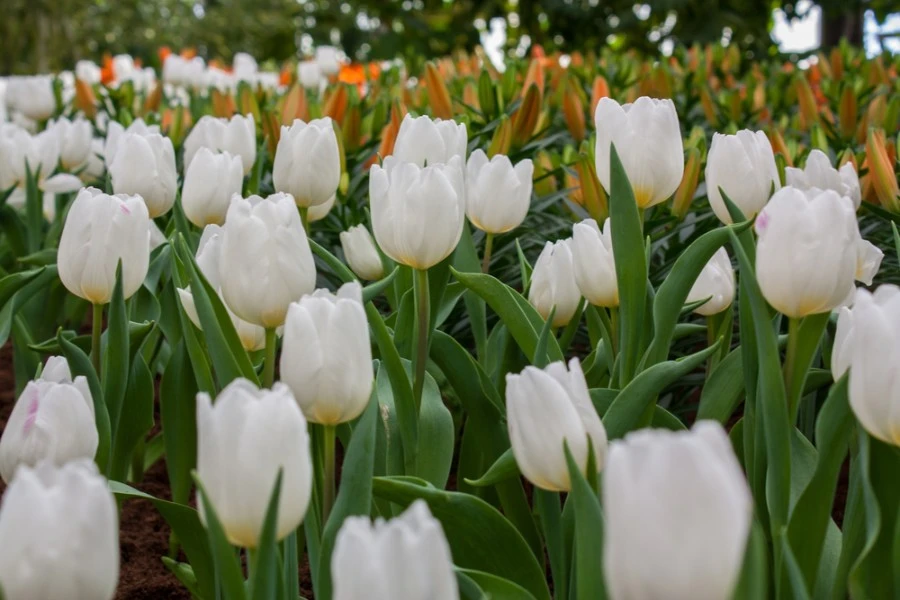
[100,54,115,85]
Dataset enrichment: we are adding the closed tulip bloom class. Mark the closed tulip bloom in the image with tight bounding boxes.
[280,282,373,425]
[75,60,101,85]
[273,118,341,208]
[197,379,313,547]
[854,238,883,286]
[219,193,317,328]
[103,119,160,168]
[183,114,257,175]
[58,188,151,304]
[604,422,752,600]
[0,125,75,192]
[48,117,93,171]
[6,75,56,121]
[340,225,384,280]
[315,46,342,75]
[572,218,618,308]
[331,500,458,600]
[506,358,607,492]
[465,149,533,233]
[369,156,465,270]
[181,149,244,227]
[786,149,861,210]
[177,225,267,352]
[686,248,735,316]
[848,285,900,446]
[529,239,581,327]
[0,459,118,600]
[392,114,467,167]
[594,97,683,208]
[298,61,322,89]
[0,357,97,483]
[706,130,781,224]
[755,187,858,318]
[308,194,336,223]
[109,131,178,217]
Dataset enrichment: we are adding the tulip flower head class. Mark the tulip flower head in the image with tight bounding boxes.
[706,129,781,224]
[181,148,244,227]
[0,459,119,600]
[572,218,618,308]
[340,225,384,281]
[108,130,178,217]
[506,358,607,492]
[685,247,735,316]
[603,422,752,600]
[196,379,313,547]
[465,149,533,234]
[528,239,582,327]
[331,500,458,600]
[786,149,861,209]
[273,117,341,208]
[594,96,683,208]
[391,114,467,167]
[183,114,257,175]
[5,75,56,121]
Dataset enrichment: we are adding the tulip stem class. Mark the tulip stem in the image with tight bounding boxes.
[481,233,494,274]
[91,303,103,375]
[322,424,336,524]
[298,207,310,235]
[413,268,431,413]
[263,327,277,388]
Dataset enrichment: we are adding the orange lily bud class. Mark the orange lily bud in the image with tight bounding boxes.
[839,85,858,140]
[521,59,545,101]
[590,75,610,116]
[562,80,586,143]
[424,62,453,119]
[488,116,513,157]
[212,89,236,118]
[462,81,479,112]
[142,83,162,116]
[376,101,405,161]
[238,82,261,124]
[672,147,701,219]
[867,94,887,129]
[280,83,309,126]
[343,101,362,152]
[574,153,608,223]
[866,128,900,212]
[74,79,97,119]
[795,75,819,130]
[511,85,541,148]
[533,150,556,197]
[323,84,349,125]
[261,109,281,158]
[768,127,793,167]
[699,86,718,127]
[830,47,844,80]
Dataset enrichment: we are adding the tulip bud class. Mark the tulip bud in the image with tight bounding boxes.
[308,194,336,223]
[685,248,735,316]
[0,357,97,483]
[331,500,458,600]
[6,75,56,121]
[369,156,465,271]
[181,149,244,227]
[830,286,894,382]
[184,114,257,175]
[392,114,467,167]
[706,130,781,224]
[46,117,93,172]
[755,187,859,318]
[603,422,751,600]
[465,149,533,234]
[298,60,322,89]
[272,118,341,209]
[785,149,862,210]
[506,358,607,491]
[340,225,384,281]
[594,97,684,209]
[108,131,177,217]
[58,188,151,304]
[672,146,701,219]
[528,239,581,327]
[280,282,373,424]
[0,125,61,191]
[316,46,342,76]
[572,219,617,308]
[197,379,313,547]
[177,225,267,352]
[217,193,316,328]
[104,119,159,168]
[866,128,900,212]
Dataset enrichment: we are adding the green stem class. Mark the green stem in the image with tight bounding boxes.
[598,306,617,356]
[322,424,336,524]
[783,316,801,420]
[263,328,277,388]
[130,437,146,483]
[481,232,494,274]
[298,207,309,235]
[413,268,431,412]
[91,303,103,376]
[246,548,256,580]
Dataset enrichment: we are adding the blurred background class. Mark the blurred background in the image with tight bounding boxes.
[1,0,898,74]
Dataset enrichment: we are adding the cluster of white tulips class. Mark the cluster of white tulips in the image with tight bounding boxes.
[0,43,898,600]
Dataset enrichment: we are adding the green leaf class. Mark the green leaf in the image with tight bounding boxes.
[450,268,563,363]
[160,341,199,505]
[733,519,769,600]
[466,448,518,487]
[533,305,556,368]
[454,225,488,361]
[607,143,646,385]
[161,558,202,598]
[109,352,154,481]
[0,266,59,347]
[110,481,216,600]
[372,476,552,600]
[784,312,830,421]
[103,263,130,477]
[697,346,743,423]
[456,568,538,600]
[315,396,378,600]
[166,267,215,394]
[563,444,606,600]
[193,475,248,600]
[416,369,455,488]
[0,266,48,306]
[59,329,110,474]
[361,266,399,303]
[249,471,283,600]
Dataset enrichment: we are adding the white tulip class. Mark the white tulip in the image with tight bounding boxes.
[847,285,900,446]
[298,60,323,89]
[232,53,258,79]
[103,119,160,168]
[75,60,101,85]
[219,193,317,328]
[506,358,607,492]
[272,118,341,208]
[571,218,618,308]
[594,96,683,208]
[6,75,56,121]
[58,188,151,304]
[315,46,342,75]
[177,225,267,352]
[47,117,93,171]
[197,379,312,547]
[528,239,581,327]
[705,130,781,224]
[307,194,335,223]
[109,131,178,217]
[392,114,468,167]
[340,225,384,281]
[603,421,752,600]
[0,124,59,188]
[112,54,137,81]
[755,187,859,318]
[81,137,106,183]
[369,156,465,270]
[0,357,97,483]
[280,282,373,424]
[183,114,257,175]
[465,149,533,233]
[181,149,244,227]
[0,459,118,600]
[162,55,206,88]
[332,500,458,600]
[685,248,735,316]
[786,149,861,209]
[854,238,883,286]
